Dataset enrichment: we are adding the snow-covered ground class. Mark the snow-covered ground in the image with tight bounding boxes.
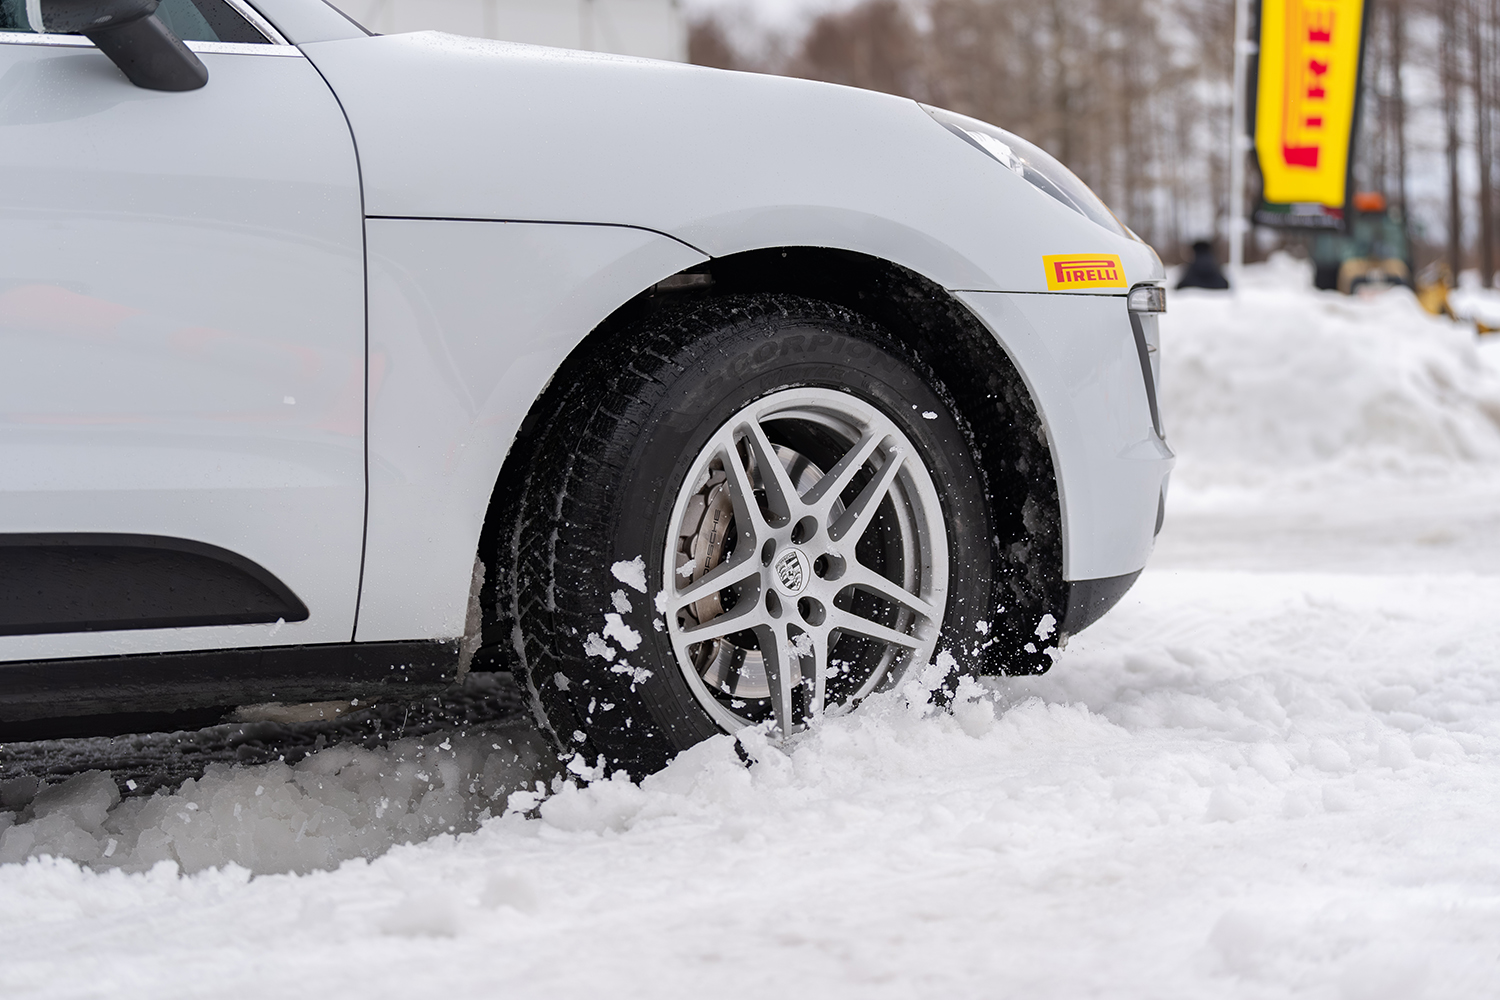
[2,257,1499,998]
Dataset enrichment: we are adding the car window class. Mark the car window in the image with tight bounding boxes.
[0,0,269,43]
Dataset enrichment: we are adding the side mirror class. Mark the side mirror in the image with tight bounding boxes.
[38,0,209,92]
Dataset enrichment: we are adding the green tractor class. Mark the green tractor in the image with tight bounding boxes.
[1311,192,1413,294]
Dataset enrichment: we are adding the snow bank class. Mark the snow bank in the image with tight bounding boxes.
[1160,254,1500,484]
[0,722,555,875]
[1450,272,1500,327]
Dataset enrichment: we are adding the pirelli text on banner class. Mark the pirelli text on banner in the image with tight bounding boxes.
[1043,254,1127,291]
[1254,0,1367,213]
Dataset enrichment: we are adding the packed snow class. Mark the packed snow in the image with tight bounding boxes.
[2,256,1498,997]
[0,724,555,875]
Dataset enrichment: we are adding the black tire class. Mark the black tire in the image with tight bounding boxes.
[496,295,1004,775]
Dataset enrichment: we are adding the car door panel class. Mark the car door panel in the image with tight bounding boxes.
[0,40,365,661]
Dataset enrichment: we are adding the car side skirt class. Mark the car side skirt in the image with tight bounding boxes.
[0,534,309,637]
[0,640,459,725]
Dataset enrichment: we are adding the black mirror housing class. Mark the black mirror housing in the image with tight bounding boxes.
[35,0,157,33]
[39,0,208,91]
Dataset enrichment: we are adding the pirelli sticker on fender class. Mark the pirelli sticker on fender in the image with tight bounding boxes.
[1043,254,1127,291]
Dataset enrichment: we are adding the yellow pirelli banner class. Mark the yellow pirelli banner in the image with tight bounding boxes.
[1254,0,1367,216]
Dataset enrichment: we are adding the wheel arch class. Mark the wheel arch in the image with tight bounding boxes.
[473,247,1066,676]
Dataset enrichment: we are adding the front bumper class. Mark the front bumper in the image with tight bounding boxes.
[956,291,1173,610]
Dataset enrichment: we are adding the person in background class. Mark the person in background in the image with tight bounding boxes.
[1176,239,1230,290]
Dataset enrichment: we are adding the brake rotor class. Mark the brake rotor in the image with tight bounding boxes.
[675,471,732,625]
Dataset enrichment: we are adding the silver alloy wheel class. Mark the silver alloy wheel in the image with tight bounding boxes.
[662,387,950,735]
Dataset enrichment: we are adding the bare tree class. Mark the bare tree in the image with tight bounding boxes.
[1390,0,1410,246]
[788,0,924,97]
[687,17,745,71]
[1441,0,1464,277]
[1475,0,1496,285]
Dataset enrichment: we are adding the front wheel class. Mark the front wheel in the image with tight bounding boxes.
[498,296,1002,774]
[662,384,949,735]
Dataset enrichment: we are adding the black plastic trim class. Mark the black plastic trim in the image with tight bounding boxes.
[1127,311,1163,438]
[1060,570,1142,638]
[0,533,308,637]
[0,707,231,742]
[85,14,210,92]
[0,639,459,725]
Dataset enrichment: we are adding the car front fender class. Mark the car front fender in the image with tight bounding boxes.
[300,32,1160,295]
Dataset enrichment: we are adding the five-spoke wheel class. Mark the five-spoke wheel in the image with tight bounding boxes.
[665,388,947,734]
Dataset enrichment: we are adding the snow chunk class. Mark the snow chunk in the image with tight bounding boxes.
[949,675,996,738]
[609,661,653,686]
[611,556,647,593]
[602,613,642,652]
[582,633,617,661]
[540,772,649,833]
[30,771,118,832]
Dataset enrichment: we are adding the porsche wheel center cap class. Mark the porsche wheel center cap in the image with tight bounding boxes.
[771,548,811,597]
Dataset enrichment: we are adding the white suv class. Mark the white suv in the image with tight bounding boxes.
[0,0,1171,772]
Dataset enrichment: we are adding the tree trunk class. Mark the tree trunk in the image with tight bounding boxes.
[1391,0,1410,251]
[1048,0,1072,165]
[1473,0,1496,286]
[1443,0,1464,280]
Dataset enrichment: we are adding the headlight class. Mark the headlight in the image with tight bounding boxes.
[923,105,1131,240]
